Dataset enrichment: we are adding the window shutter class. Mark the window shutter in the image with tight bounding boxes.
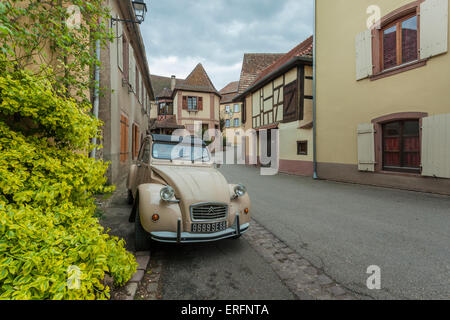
[182,96,188,110]
[355,30,373,80]
[117,19,123,71]
[198,97,203,110]
[357,123,375,172]
[420,0,449,59]
[283,81,298,122]
[421,114,450,178]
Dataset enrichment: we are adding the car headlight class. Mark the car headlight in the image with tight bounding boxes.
[160,186,175,201]
[234,184,247,198]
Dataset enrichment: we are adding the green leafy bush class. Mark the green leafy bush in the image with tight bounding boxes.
[0,70,137,300]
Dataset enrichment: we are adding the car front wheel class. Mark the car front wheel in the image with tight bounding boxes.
[135,204,151,251]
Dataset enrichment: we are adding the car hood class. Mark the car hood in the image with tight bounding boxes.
[151,165,231,207]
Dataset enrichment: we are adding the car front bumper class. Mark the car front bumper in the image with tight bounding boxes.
[150,220,250,243]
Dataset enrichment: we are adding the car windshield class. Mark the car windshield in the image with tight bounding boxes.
[152,142,210,162]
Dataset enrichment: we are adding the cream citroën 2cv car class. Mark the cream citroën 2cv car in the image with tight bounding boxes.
[127,134,251,250]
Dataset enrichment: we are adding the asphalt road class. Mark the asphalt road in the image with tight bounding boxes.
[100,186,295,300]
[218,164,450,300]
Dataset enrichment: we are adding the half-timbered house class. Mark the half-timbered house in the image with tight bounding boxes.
[234,37,314,175]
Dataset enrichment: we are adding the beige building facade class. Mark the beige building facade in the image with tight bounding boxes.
[316,0,450,194]
[219,81,244,145]
[149,64,221,139]
[99,0,154,184]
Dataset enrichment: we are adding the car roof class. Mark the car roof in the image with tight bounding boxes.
[150,134,206,146]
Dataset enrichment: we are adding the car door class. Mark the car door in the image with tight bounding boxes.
[135,138,152,189]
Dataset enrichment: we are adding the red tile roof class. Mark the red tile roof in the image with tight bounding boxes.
[252,36,313,85]
[237,53,285,94]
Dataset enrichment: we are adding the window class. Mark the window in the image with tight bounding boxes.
[188,97,197,111]
[120,115,129,162]
[382,120,420,172]
[382,14,418,70]
[297,141,308,155]
[225,119,230,128]
[234,118,240,127]
[234,104,240,113]
[132,123,140,160]
[225,105,231,113]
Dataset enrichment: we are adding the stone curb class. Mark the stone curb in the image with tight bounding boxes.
[122,251,152,300]
[243,219,359,300]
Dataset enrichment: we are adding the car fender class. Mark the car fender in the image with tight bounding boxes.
[137,183,183,234]
[228,184,251,225]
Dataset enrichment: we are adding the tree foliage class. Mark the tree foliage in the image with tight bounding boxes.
[0,1,138,300]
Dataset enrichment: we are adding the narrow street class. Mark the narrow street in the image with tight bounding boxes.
[100,181,355,300]
[218,165,450,300]
[100,164,450,300]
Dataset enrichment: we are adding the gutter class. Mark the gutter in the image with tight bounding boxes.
[313,0,318,179]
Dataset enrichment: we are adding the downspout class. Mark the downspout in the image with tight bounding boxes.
[90,37,101,159]
[312,0,318,179]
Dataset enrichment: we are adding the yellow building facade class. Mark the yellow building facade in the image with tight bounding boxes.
[316,0,450,194]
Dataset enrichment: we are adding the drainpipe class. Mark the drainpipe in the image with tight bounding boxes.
[312,0,318,179]
[90,38,101,159]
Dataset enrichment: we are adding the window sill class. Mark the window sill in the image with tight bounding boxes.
[370,59,427,81]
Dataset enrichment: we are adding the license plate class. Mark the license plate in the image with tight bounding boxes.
[191,221,227,233]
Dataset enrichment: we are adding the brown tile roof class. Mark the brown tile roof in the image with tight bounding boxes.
[219,81,239,104]
[150,74,182,99]
[237,53,285,95]
[175,63,219,95]
[220,81,239,95]
[157,87,173,99]
[253,36,313,85]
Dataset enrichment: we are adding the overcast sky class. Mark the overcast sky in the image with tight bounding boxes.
[140,0,313,91]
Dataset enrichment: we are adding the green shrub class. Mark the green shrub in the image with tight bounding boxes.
[0,70,137,300]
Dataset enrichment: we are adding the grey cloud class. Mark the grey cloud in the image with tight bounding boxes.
[140,0,313,89]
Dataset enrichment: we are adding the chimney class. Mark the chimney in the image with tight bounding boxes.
[170,75,176,91]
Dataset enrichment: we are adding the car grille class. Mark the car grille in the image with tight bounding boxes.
[191,203,228,221]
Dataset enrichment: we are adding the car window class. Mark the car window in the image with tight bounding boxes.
[152,142,210,162]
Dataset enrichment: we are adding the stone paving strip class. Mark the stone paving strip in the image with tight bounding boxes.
[110,250,159,300]
[243,219,358,300]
